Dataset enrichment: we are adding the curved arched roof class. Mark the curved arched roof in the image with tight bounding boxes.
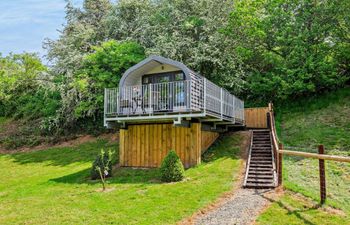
[119,55,193,87]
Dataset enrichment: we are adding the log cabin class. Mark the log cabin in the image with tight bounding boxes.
[104,55,245,168]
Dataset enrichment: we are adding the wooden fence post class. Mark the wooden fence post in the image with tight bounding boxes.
[319,145,326,204]
[278,143,283,186]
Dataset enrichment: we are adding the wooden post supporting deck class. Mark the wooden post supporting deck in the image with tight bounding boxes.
[278,143,283,186]
[319,145,326,204]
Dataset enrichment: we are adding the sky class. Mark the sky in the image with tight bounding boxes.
[0,0,83,60]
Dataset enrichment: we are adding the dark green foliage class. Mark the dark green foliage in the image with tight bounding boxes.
[74,40,145,119]
[227,0,350,105]
[12,89,60,119]
[90,148,114,180]
[160,150,185,182]
[0,53,56,119]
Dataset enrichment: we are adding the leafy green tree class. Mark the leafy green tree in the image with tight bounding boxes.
[44,0,112,128]
[227,0,350,104]
[0,53,58,118]
[74,40,145,119]
[106,0,246,93]
[45,0,246,129]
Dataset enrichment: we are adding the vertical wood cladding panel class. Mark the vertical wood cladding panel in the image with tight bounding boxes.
[119,123,219,168]
[244,107,269,128]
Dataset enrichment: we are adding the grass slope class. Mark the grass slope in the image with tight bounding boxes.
[265,87,350,219]
[276,87,350,154]
[257,191,349,225]
[0,133,245,224]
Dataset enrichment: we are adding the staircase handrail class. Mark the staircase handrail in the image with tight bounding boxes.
[267,103,282,185]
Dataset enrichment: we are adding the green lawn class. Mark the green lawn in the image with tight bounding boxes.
[0,133,244,224]
[256,191,349,225]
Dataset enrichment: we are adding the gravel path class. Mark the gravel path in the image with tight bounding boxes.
[194,188,274,225]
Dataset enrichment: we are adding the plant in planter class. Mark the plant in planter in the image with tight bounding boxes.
[160,150,185,182]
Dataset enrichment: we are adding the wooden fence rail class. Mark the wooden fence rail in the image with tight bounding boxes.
[278,149,350,163]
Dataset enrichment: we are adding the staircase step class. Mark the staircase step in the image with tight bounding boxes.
[249,168,273,172]
[250,161,272,165]
[252,149,271,152]
[252,147,271,150]
[252,150,272,154]
[248,174,273,179]
[249,164,273,168]
[247,177,274,182]
[245,183,275,189]
[252,145,271,147]
[251,154,272,157]
[253,142,271,145]
[248,171,273,175]
[251,157,272,160]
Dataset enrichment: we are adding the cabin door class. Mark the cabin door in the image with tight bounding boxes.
[142,71,186,112]
[153,74,173,111]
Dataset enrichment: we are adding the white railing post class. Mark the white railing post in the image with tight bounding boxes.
[116,88,119,115]
[149,84,152,114]
[104,88,107,127]
[220,88,223,119]
[188,80,194,111]
[242,100,245,122]
[203,78,207,112]
[232,95,235,122]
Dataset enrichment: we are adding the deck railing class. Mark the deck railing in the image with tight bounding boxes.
[105,78,244,122]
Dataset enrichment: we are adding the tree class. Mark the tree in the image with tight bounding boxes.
[45,0,247,129]
[92,148,115,191]
[227,0,350,104]
[74,40,145,119]
[44,0,113,128]
[0,53,58,118]
[107,0,246,94]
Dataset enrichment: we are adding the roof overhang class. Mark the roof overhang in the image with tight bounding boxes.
[119,55,192,87]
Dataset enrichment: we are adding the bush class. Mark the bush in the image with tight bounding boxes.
[160,150,185,182]
[90,149,114,180]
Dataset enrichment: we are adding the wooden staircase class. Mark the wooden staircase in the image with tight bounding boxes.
[244,130,277,188]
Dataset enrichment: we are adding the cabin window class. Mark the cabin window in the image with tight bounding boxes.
[142,71,185,84]
[174,72,185,81]
[142,76,150,84]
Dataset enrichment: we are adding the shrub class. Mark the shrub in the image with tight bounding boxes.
[160,150,185,182]
[90,149,114,180]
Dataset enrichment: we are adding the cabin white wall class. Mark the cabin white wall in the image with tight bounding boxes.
[123,64,183,86]
[145,64,181,75]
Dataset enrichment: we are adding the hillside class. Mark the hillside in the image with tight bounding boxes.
[276,86,350,155]
[275,87,350,214]
[0,133,247,224]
